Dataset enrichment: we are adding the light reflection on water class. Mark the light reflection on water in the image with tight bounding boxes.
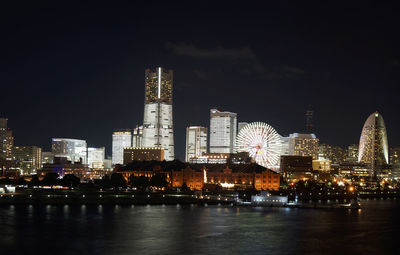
[0,200,399,254]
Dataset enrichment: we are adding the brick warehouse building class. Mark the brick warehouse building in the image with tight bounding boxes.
[115,160,280,191]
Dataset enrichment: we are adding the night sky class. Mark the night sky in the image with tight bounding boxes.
[1,1,400,160]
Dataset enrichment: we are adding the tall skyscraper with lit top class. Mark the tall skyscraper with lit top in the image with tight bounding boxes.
[142,67,174,160]
[358,111,388,174]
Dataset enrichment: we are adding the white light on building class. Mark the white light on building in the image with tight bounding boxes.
[185,126,207,162]
[209,109,237,153]
[87,147,105,169]
[142,67,174,160]
[52,138,87,164]
[112,130,132,165]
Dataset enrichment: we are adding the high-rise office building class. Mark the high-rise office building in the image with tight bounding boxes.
[0,118,7,157]
[12,146,42,174]
[142,67,174,160]
[132,125,143,147]
[209,109,237,153]
[288,133,319,159]
[358,111,388,174]
[5,130,13,160]
[87,147,105,169]
[112,129,132,165]
[185,126,208,162]
[52,138,87,164]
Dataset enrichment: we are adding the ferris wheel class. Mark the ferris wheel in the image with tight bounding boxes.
[235,122,282,168]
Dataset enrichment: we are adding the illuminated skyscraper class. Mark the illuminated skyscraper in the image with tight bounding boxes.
[210,109,237,153]
[185,126,208,162]
[0,118,7,157]
[52,138,87,164]
[142,67,174,160]
[288,133,319,159]
[6,130,13,160]
[112,129,132,165]
[358,111,388,174]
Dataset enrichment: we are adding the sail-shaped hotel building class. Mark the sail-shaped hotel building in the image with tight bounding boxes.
[358,111,389,176]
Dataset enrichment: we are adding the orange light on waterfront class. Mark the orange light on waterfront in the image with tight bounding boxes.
[349,186,354,192]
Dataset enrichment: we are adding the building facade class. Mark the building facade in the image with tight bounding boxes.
[358,111,389,175]
[172,167,204,190]
[116,161,280,191]
[288,133,319,159]
[185,126,207,162]
[123,147,164,164]
[12,146,42,174]
[5,130,13,160]
[318,144,347,164]
[280,136,290,156]
[347,144,359,162]
[52,138,87,164]
[87,147,105,169]
[280,155,313,181]
[132,125,143,147]
[209,109,237,153]
[0,118,7,157]
[142,67,174,161]
[41,151,54,166]
[112,129,132,165]
[39,157,93,180]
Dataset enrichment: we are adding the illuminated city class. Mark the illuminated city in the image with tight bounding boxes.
[1,1,400,254]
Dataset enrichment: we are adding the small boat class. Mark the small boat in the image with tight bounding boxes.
[332,200,361,209]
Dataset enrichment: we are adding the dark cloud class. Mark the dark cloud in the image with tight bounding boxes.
[193,69,208,80]
[166,42,257,60]
[166,42,305,80]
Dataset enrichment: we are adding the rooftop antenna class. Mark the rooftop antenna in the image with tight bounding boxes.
[305,104,313,133]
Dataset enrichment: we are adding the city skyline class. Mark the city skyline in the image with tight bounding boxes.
[1,89,398,162]
[1,2,400,161]
[2,3,400,254]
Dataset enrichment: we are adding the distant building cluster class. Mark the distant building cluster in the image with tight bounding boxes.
[0,117,112,179]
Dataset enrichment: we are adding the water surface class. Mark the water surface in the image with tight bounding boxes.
[1,200,399,254]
